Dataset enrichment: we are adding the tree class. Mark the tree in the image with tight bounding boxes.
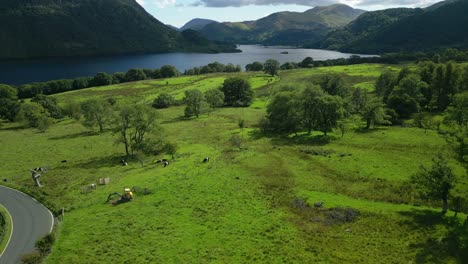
[160,65,179,78]
[125,68,146,82]
[220,77,253,107]
[375,71,397,99]
[445,92,468,126]
[152,93,175,109]
[245,61,263,71]
[90,72,112,87]
[81,99,112,132]
[264,59,280,76]
[31,94,62,119]
[319,74,348,97]
[361,96,391,129]
[267,91,302,135]
[63,101,82,120]
[17,103,53,132]
[410,155,457,214]
[300,57,314,68]
[387,74,427,118]
[314,95,344,135]
[0,84,20,121]
[113,105,159,157]
[163,142,178,159]
[184,89,207,118]
[431,64,450,110]
[301,86,324,134]
[112,72,126,84]
[204,88,224,110]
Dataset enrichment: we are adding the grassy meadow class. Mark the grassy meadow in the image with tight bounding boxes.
[0,64,467,263]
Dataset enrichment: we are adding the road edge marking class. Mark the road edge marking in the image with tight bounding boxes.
[0,204,13,258]
[0,185,54,234]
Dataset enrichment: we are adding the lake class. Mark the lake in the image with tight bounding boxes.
[0,45,375,85]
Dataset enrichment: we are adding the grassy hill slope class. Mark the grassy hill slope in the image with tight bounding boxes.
[198,4,365,46]
[319,0,468,53]
[0,65,467,263]
[0,0,237,59]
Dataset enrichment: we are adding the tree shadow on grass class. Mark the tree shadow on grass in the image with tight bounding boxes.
[48,131,98,140]
[70,155,127,169]
[0,124,26,131]
[160,116,190,125]
[398,209,468,263]
[248,129,333,147]
[354,127,388,134]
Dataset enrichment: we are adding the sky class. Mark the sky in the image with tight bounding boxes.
[136,0,442,27]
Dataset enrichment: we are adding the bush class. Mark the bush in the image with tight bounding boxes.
[325,207,360,225]
[152,93,175,109]
[20,252,42,264]
[35,233,55,255]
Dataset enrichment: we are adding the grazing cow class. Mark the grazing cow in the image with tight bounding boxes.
[88,183,97,190]
[156,159,168,164]
[33,167,44,173]
[121,160,128,166]
[163,161,169,167]
[203,157,209,163]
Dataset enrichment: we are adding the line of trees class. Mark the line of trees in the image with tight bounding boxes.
[263,75,390,136]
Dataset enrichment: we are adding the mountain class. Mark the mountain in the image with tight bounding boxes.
[180,18,217,31]
[166,24,179,31]
[197,4,366,46]
[0,0,238,60]
[319,0,468,53]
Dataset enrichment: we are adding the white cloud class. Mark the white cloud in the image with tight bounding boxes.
[140,0,177,8]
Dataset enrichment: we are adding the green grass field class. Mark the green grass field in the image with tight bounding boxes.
[0,204,12,256]
[0,64,466,263]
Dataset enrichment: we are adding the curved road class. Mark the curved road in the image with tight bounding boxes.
[0,186,54,264]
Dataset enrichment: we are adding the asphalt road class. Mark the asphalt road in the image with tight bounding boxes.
[0,186,54,264]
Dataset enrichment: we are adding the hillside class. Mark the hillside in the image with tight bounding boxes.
[0,0,238,60]
[180,18,217,31]
[1,63,467,263]
[198,4,365,46]
[319,0,468,53]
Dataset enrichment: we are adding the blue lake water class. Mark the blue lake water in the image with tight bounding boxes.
[0,45,375,85]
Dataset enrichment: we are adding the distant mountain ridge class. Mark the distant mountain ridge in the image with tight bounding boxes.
[318,0,468,53]
[196,4,366,46]
[180,18,218,31]
[0,0,238,60]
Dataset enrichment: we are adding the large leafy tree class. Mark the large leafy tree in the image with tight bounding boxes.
[375,71,397,99]
[125,68,146,82]
[0,84,20,121]
[410,155,457,214]
[204,88,225,111]
[90,72,112,87]
[301,86,324,134]
[267,91,302,135]
[184,89,207,118]
[263,59,280,76]
[17,103,53,132]
[361,96,391,129]
[113,105,159,157]
[81,99,113,132]
[220,77,254,107]
[319,74,348,97]
[152,93,175,109]
[31,94,62,119]
[314,94,345,135]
